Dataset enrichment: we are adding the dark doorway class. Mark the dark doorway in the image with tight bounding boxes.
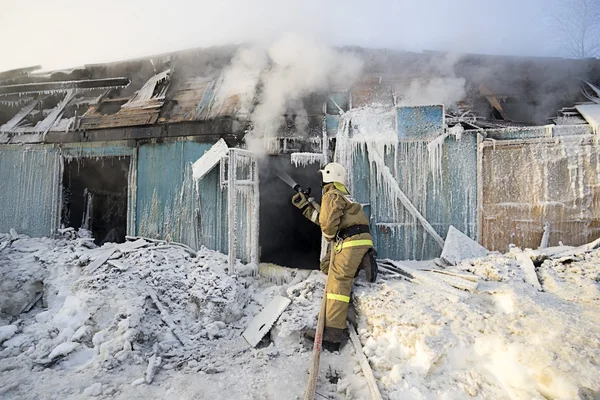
[259,156,323,270]
[62,157,130,245]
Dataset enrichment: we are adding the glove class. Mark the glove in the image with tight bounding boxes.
[292,192,309,210]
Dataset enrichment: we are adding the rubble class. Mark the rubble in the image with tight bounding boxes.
[440,225,489,266]
[0,232,599,399]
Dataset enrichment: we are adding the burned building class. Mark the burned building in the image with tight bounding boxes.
[1,46,600,270]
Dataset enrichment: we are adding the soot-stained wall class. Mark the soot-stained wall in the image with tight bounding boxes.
[259,156,323,269]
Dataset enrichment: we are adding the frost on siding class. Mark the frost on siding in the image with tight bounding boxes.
[137,141,207,248]
[0,147,60,236]
[481,136,600,251]
[334,105,476,260]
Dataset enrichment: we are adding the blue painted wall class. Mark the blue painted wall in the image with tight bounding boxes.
[136,138,245,258]
[348,106,478,260]
[0,145,61,237]
[397,105,444,140]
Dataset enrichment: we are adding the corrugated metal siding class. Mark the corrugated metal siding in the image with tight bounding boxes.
[196,166,228,254]
[0,145,60,236]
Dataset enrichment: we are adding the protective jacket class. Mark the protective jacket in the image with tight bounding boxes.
[298,182,373,330]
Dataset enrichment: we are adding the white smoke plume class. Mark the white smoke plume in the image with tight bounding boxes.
[398,77,467,108]
[221,33,363,155]
[396,53,466,108]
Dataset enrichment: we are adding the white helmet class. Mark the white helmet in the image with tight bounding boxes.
[320,162,346,185]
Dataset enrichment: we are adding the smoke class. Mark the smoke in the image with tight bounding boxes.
[394,53,467,109]
[398,77,467,108]
[219,45,268,116]
[221,34,363,156]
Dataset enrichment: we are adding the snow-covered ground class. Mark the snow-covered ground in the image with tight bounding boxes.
[1,231,599,399]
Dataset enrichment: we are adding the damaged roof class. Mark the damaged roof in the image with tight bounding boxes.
[0,46,599,145]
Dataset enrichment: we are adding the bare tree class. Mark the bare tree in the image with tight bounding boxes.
[551,0,600,58]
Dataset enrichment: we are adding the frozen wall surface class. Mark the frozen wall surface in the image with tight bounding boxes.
[335,105,477,261]
[136,139,212,250]
[0,146,61,236]
[481,133,600,251]
[136,138,255,263]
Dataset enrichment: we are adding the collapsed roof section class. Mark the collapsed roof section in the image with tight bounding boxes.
[0,46,599,145]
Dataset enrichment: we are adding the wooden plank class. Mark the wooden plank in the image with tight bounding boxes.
[147,287,190,347]
[84,248,116,274]
[347,322,383,400]
[304,250,335,400]
[1,96,43,131]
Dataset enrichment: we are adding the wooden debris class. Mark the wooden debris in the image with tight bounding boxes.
[381,260,468,300]
[84,248,116,274]
[347,322,383,400]
[145,354,162,384]
[552,237,600,260]
[107,260,129,271]
[514,252,542,291]
[20,292,43,314]
[117,238,149,252]
[147,287,190,347]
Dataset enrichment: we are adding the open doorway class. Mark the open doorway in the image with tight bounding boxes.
[259,156,323,269]
[62,157,130,245]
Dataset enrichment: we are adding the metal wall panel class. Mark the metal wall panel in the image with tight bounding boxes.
[397,105,444,140]
[136,139,212,247]
[0,145,60,236]
[480,136,600,251]
[347,106,477,260]
[196,165,228,254]
[135,138,249,259]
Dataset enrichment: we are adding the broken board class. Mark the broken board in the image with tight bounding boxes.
[441,226,488,266]
[242,295,291,347]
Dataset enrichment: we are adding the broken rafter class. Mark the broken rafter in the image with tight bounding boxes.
[0,77,130,97]
[479,84,509,120]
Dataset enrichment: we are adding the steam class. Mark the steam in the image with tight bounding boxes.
[221,34,363,156]
[219,45,268,116]
[396,53,467,109]
[398,77,467,108]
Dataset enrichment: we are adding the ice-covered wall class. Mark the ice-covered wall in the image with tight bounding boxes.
[136,138,255,262]
[136,140,211,249]
[481,132,600,251]
[335,105,477,260]
[0,145,61,236]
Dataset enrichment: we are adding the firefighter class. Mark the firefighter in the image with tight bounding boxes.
[292,162,377,350]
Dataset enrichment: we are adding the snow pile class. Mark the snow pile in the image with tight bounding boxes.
[1,231,599,399]
[0,232,355,399]
[355,249,600,400]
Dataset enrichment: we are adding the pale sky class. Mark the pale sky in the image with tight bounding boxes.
[0,0,562,72]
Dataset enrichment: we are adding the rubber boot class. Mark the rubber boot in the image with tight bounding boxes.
[359,248,378,283]
[347,302,358,330]
[304,327,347,352]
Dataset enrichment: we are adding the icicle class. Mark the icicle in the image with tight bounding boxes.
[290,152,324,167]
[427,132,447,195]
